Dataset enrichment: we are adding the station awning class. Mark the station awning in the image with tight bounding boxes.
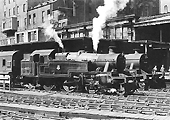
[130,40,170,48]
[30,49,55,56]
[0,40,59,52]
[134,15,170,27]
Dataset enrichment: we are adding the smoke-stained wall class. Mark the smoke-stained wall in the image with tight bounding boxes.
[134,0,159,17]
[52,0,104,25]
[27,0,49,10]
[27,4,51,30]
[135,26,160,41]
[160,0,170,13]
[16,0,28,32]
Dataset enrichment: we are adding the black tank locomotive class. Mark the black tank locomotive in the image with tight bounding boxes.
[20,49,128,93]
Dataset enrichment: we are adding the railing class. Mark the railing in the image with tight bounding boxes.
[0,37,15,46]
[2,17,17,32]
[0,75,10,90]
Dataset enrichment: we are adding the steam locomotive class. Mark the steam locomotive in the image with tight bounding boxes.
[0,37,167,95]
[19,48,145,94]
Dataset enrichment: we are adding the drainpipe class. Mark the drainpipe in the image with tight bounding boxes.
[144,42,147,55]
[84,0,86,22]
[160,25,162,42]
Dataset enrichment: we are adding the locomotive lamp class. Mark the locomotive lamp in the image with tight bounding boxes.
[160,65,165,73]
[159,65,165,79]
[107,88,117,94]
[149,44,152,47]
[140,44,143,47]
[152,66,157,73]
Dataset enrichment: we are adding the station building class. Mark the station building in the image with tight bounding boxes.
[134,0,170,42]
[0,0,50,45]
[9,0,104,44]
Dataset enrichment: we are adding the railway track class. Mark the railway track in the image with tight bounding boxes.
[0,88,170,119]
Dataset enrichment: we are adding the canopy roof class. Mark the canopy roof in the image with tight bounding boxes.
[30,49,55,56]
[130,40,170,48]
[135,14,170,27]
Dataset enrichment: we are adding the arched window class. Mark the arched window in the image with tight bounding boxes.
[164,5,168,13]
[23,4,26,12]
[142,5,150,16]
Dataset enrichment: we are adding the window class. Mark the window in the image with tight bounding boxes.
[28,15,31,24]
[2,59,6,67]
[8,0,10,4]
[3,23,5,29]
[21,33,24,42]
[17,21,19,27]
[19,34,22,42]
[7,61,11,68]
[58,23,61,27]
[4,11,6,17]
[40,56,44,63]
[142,5,149,17]
[13,7,15,15]
[10,37,15,44]
[34,31,37,40]
[42,11,45,23]
[9,9,11,16]
[47,9,50,16]
[17,34,19,43]
[18,33,24,42]
[24,18,26,26]
[31,31,37,41]
[62,22,66,27]
[33,54,40,62]
[4,0,6,5]
[23,4,25,12]
[33,13,36,24]
[164,5,168,13]
[13,60,15,66]
[28,32,31,42]
[17,6,19,14]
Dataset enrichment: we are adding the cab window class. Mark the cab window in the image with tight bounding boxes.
[2,59,6,66]
[7,61,11,68]
[13,60,15,66]
[40,56,44,63]
[33,54,39,62]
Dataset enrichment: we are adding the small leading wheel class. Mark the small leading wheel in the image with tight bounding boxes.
[62,80,78,92]
[138,82,145,89]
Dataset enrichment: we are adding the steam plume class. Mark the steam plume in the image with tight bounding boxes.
[92,0,129,51]
[42,13,64,48]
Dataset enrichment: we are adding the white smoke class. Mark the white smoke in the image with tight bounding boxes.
[92,0,129,51]
[42,12,64,48]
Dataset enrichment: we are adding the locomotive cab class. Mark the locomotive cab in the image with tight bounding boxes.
[21,49,57,87]
[21,49,56,76]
